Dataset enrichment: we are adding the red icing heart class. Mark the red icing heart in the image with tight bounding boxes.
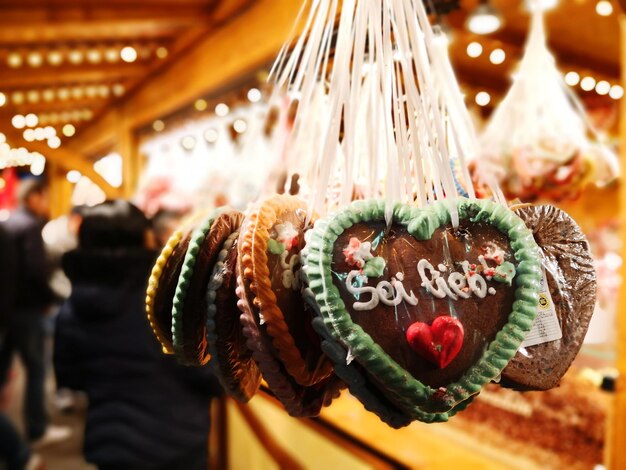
[406,316,464,369]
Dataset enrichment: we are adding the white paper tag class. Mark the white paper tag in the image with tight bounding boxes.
[520,269,563,348]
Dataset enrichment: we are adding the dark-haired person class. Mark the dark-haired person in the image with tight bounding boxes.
[0,179,69,446]
[54,200,221,470]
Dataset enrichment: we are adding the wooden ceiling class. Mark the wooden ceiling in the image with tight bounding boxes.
[0,0,621,154]
[0,0,252,149]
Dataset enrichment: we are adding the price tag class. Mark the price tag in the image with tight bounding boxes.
[521,269,563,348]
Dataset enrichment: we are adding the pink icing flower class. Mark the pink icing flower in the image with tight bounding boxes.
[343,237,374,269]
[274,222,299,251]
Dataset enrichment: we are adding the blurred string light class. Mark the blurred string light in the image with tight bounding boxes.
[233,119,248,134]
[27,52,43,67]
[466,1,502,35]
[62,124,76,137]
[610,85,624,100]
[215,103,230,117]
[7,52,23,68]
[67,170,82,184]
[181,135,197,151]
[68,49,84,64]
[12,92,24,105]
[596,1,613,16]
[0,92,6,107]
[112,84,125,96]
[105,47,120,63]
[580,76,597,91]
[156,47,168,59]
[25,113,39,127]
[595,80,611,95]
[194,99,208,111]
[247,88,262,103]
[466,42,483,58]
[12,115,26,129]
[152,120,165,132]
[47,50,63,66]
[475,91,491,106]
[489,48,506,65]
[47,136,61,149]
[564,71,580,86]
[120,46,137,63]
[27,90,40,103]
[0,143,45,174]
[87,49,102,64]
[204,128,219,144]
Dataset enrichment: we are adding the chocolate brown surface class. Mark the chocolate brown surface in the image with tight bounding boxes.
[265,211,325,374]
[502,205,597,391]
[332,220,517,388]
[152,229,193,352]
[214,240,261,402]
[179,210,244,365]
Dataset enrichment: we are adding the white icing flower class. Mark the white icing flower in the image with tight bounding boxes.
[274,222,299,251]
[343,237,374,269]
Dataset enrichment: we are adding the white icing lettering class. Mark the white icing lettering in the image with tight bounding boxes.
[345,271,418,311]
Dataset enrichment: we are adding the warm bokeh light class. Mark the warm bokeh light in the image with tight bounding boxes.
[194,99,208,111]
[215,103,230,117]
[610,84,624,100]
[475,91,491,107]
[67,170,82,183]
[62,124,76,137]
[489,48,506,65]
[12,115,26,129]
[247,88,262,103]
[120,46,138,63]
[596,0,613,16]
[152,120,165,132]
[466,42,483,58]
[580,76,596,91]
[564,71,580,86]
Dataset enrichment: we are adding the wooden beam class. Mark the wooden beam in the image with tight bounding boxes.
[68,0,300,157]
[0,64,146,88]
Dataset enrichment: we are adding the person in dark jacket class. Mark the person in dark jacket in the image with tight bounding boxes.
[0,179,55,442]
[54,200,221,470]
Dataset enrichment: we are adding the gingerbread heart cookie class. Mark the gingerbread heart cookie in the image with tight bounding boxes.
[305,198,542,418]
[236,194,339,416]
[172,209,244,366]
[501,204,597,391]
[206,229,261,402]
[146,211,208,354]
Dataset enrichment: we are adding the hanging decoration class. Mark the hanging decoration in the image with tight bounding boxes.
[477,4,619,201]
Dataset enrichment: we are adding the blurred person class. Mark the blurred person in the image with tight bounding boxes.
[54,200,221,470]
[0,179,69,445]
[42,205,86,414]
[150,209,188,249]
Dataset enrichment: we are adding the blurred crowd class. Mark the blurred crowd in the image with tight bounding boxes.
[0,179,222,470]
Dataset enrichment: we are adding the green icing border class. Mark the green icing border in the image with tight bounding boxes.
[171,209,222,363]
[305,198,542,418]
